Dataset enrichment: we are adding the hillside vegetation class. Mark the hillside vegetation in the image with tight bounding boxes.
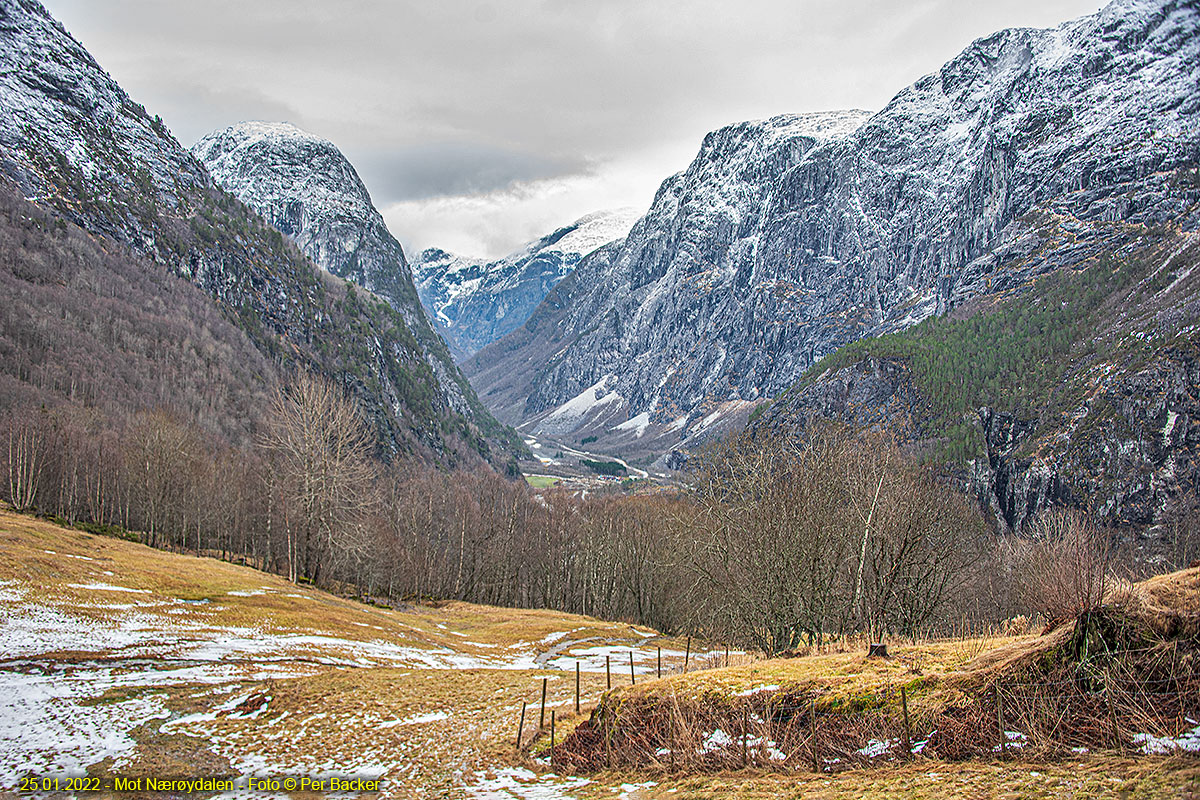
[795,226,1199,463]
[552,568,1200,796]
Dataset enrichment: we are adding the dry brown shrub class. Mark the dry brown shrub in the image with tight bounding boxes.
[1013,509,1111,622]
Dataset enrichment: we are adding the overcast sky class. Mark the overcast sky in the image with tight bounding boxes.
[43,0,1102,259]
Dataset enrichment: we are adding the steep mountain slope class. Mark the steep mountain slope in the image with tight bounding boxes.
[757,227,1200,534]
[190,122,495,425]
[0,0,516,466]
[467,0,1199,462]
[0,177,275,444]
[412,209,639,356]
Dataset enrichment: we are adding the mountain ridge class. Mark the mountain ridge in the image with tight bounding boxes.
[466,0,1198,469]
[191,120,502,432]
[412,207,639,356]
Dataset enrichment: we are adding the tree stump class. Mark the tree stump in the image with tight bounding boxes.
[867,642,889,658]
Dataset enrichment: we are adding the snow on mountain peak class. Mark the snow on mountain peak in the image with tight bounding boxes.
[529,207,641,259]
[192,121,380,228]
[202,120,331,149]
[414,208,637,355]
[466,0,1199,456]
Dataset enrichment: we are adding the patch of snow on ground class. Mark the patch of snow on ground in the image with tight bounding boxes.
[67,583,150,593]
[464,767,589,799]
[857,738,895,758]
[0,669,170,785]
[546,645,687,674]
[993,730,1028,752]
[377,711,450,728]
[43,550,94,561]
[1133,720,1200,754]
[912,730,938,754]
[733,684,780,697]
[0,601,179,657]
[614,412,651,438]
[699,729,733,754]
[540,376,622,430]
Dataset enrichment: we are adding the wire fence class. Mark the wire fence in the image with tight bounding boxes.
[522,656,1200,774]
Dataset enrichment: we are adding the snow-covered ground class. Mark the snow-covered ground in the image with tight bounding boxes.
[0,572,705,796]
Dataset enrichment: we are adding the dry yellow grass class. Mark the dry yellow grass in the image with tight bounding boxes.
[0,508,675,658]
[3,508,1197,800]
[573,757,1200,799]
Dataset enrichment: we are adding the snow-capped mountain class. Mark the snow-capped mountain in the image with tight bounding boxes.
[0,1,206,240]
[413,209,640,356]
[0,1,516,466]
[192,121,484,423]
[467,0,1199,459]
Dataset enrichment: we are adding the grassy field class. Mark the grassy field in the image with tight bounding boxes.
[1,508,1196,799]
[524,474,561,488]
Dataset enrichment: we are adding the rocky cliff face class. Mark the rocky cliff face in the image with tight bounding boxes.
[0,0,205,241]
[467,0,1199,463]
[412,209,639,356]
[0,0,516,466]
[759,229,1200,534]
[191,121,495,428]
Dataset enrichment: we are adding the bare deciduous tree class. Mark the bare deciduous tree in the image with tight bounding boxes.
[5,410,43,511]
[682,424,986,653]
[258,373,377,584]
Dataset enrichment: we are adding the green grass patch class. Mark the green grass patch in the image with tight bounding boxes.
[524,474,560,488]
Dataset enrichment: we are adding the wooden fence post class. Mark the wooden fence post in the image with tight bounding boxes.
[550,710,556,768]
[725,645,730,668]
[684,636,691,673]
[901,686,912,756]
[605,713,612,768]
[1107,685,1122,752]
[515,701,527,753]
[996,683,1007,759]
[606,655,611,689]
[742,706,749,767]
[575,660,581,715]
[657,646,662,679]
[540,677,548,730]
[809,699,819,772]
[630,650,636,685]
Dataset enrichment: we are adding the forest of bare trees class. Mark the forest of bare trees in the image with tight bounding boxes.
[9,367,1187,653]
[677,426,989,651]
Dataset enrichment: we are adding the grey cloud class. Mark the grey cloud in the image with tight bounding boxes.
[41,0,1105,256]
[349,142,592,204]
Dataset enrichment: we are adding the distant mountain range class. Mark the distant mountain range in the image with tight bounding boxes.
[5,0,1197,533]
[412,209,639,357]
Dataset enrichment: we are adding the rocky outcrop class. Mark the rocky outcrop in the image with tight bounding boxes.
[412,208,639,356]
[467,0,1199,460]
[768,357,930,434]
[191,121,496,428]
[0,0,516,466]
[969,345,1200,532]
[756,230,1200,532]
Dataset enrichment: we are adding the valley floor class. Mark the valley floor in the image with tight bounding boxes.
[0,509,1196,799]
